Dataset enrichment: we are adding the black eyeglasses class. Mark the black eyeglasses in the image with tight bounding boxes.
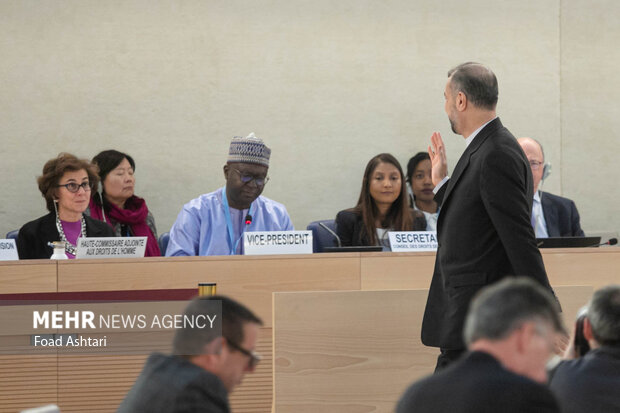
[230,167,269,187]
[225,338,261,369]
[56,182,93,193]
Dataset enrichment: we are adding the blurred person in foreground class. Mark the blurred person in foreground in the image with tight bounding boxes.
[397,277,564,413]
[117,295,263,413]
[549,285,620,413]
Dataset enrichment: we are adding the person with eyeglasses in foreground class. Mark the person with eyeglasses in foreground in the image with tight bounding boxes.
[117,295,263,413]
[517,137,585,238]
[166,133,293,256]
[17,153,115,259]
[397,277,565,413]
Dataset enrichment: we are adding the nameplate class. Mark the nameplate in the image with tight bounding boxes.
[244,231,313,255]
[388,231,438,252]
[76,237,147,259]
[0,239,19,261]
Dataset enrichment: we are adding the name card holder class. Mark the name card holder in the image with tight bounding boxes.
[0,239,19,260]
[76,237,148,259]
[388,231,438,252]
[244,231,313,255]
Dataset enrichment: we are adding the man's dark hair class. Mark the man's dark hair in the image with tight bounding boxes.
[172,295,263,357]
[588,285,620,347]
[463,277,565,345]
[448,62,498,110]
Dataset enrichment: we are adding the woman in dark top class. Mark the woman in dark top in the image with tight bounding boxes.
[406,151,440,231]
[17,153,115,259]
[335,153,426,247]
[88,150,160,256]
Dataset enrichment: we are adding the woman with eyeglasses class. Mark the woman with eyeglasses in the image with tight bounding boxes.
[335,153,426,248]
[17,153,115,259]
[88,150,160,256]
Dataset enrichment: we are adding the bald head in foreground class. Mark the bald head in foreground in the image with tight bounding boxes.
[398,277,564,413]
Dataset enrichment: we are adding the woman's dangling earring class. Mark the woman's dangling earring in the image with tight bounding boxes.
[53,199,59,218]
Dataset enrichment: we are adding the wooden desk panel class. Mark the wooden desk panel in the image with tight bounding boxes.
[57,255,361,328]
[542,249,620,289]
[360,252,435,290]
[0,260,56,294]
[360,248,620,291]
[273,289,435,413]
[0,354,57,413]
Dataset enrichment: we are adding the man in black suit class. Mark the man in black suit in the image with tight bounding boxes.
[518,137,585,237]
[421,62,554,370]
[117,295,262,413]
[398,278,564,413]
[549,285,620,413]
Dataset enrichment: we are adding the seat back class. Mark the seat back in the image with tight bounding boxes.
[158,232,170,255]
[306,220,337,253]
[6,230,18,241]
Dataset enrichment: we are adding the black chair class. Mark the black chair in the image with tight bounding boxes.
[6,230,18,241]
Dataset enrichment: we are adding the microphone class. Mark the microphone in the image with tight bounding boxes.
[245,214,253,225]
[589,237,618,247]
[318,222,342,248]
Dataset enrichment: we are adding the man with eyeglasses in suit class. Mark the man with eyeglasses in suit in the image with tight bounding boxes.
[518,137,585,238]
[166,133,293,256]
[118,295,263,413]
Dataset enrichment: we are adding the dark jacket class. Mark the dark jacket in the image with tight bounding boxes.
[397,351,560,413]
[549,346,620,413]
[17,212,115,259]
[117,353,230,413]
[421,118,552,350]
[540,191,585,237]
[335,209,426,247]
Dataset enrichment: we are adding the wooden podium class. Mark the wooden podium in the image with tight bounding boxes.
[0,248,616,412]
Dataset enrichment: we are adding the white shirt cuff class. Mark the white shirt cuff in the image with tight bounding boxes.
[433,176,450,194]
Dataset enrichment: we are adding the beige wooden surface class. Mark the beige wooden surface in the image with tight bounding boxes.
[0,260,57,294]
[273,289,435,413]
[360,248,620,291]
[272,285,595,413]
[56,254,361,328]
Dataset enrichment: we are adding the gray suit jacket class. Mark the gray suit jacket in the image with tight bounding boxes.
[117,353,230,413]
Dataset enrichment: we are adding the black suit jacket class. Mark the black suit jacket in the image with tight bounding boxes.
[396,351,560,413]
[421,118,552,349]
[335,209,426,246]
[17,212,115,259]
[549,346,620,413]
[540,191,585,237]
